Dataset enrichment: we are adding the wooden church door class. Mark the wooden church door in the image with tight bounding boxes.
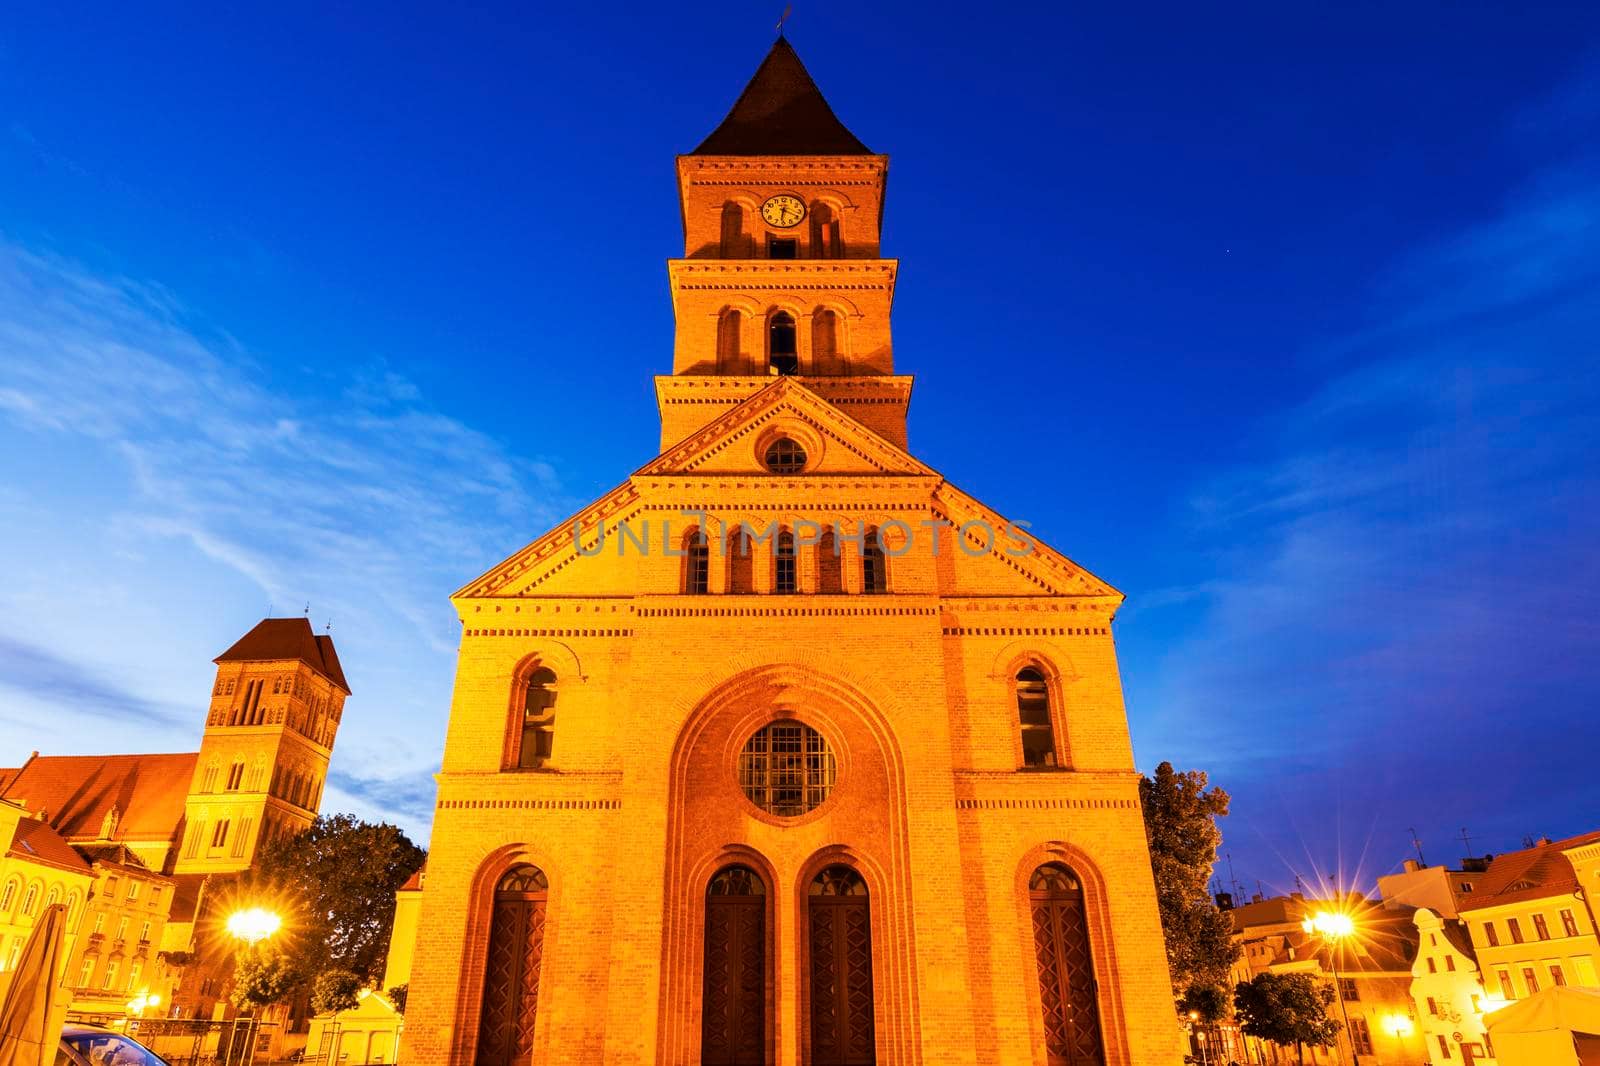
[1030,864,1105,1066]
[477,865,549,1066]
[702,865,767,1065]
[807,866,875,1065]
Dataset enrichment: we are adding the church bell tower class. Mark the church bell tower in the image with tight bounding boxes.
[175,618,349,875]
[660,38,912,451]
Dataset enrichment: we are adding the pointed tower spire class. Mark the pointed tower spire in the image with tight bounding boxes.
[693,38,871,155]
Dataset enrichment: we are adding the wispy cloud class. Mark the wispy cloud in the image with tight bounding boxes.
[0,238,574,838]
[1138,73,1600,888]
[0,634,188,728]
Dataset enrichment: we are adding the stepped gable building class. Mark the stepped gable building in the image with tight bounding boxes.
[404,37,1176,1066]
[0,617,347,1018]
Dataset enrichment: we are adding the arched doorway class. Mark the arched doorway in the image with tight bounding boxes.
[808,865,874,1065]
[1029,863,1104,1065]
[476,865,549,1066]
[702,865,767,1065]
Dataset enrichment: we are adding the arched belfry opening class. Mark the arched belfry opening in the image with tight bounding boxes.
[769,313,798,375]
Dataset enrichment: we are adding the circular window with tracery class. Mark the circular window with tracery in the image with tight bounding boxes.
[762,437,808,474]
[738,719,836,816]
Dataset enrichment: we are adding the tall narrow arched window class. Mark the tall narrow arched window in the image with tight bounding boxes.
[812,309,838,369]
[810,202,842,258]
[774,530,797,594]
[728,527,755,594]
[717,310,742,373]
[817,529,844,594]
[1030,863,1104,1064]
[685,527,710,594]
[1016,667,1058,768]
[702,865,768,1064]
[517,669,557,769]
[720,202,747,257]
[861,527,887,593]
[769,313,798,375]
[477,865,549,1066]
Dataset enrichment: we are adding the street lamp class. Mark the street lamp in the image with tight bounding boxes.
[226,907,282,946]
[1187,1009,1211,1066]
[1302,908,1357,1066]
[1382,1012,1414,1038]
[126,991,162,1017]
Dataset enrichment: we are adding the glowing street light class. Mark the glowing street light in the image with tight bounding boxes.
[1301,907,1358,1066]
[1187,1010,1211,1066]
[126,991,161,1016]
[1382,1012,1414,1038]
[226,907,282,946]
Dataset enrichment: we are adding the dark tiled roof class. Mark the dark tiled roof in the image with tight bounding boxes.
[0,752,196,843]
[8,817,90,874]
[693,39,871,155]
[215,618,351,694]
[1458,830,1600,912]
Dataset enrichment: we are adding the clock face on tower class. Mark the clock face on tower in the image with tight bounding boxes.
[760,194,806,229]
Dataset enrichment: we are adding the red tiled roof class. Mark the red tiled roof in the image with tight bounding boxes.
[7,817,90,874]
[399,869,424,892]
[215,618,350,694]
[0,752,196,843]
[1458,830,1600,912]
[693,39,872,156]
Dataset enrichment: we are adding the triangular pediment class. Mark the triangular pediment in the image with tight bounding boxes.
[456,379,1121,602]
[640,377,934,478]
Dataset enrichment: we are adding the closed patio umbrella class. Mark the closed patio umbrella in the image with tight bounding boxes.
[0,902,69,1066]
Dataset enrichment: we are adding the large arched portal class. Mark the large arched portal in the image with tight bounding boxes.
[808,865,875,1065]
[1029,863,1104,1066]
[476,865,549,1066]
[702,864,768,1065]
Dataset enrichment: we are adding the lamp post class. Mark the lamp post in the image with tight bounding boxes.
[225,907,282,947]
[1302,909,1357,1065]
[1188,1009,1211,1066]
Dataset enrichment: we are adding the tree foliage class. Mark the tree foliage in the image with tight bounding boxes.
[1178,982,1230,1024]
[246,813,426,985]
[311,968,363,1015]
[387,984,408,1015]
[1233,972,1341,1062]
[1139,761,1239,997]
[229,949,302,1011]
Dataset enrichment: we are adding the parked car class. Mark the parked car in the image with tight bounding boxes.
[56,1023,171,1066]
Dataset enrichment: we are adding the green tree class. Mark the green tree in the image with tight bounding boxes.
[387,984,408,1015]
[245,813,426,985]
[1139,761,1239,998]
[311,968,364,1016]
[229,949,302,1012]
[1233,972,1341,1065]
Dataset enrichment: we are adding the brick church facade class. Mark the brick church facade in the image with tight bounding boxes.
[403,39,1177,1066]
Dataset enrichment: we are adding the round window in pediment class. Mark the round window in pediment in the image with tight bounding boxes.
[762,437,808,474]
[738,720,836,817]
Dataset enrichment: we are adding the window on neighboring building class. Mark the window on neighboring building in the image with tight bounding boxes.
[139,921,151,943]
[1348,1017,1373,1056]
[1550,962,1567,987]
[126,880,140,901]
[1016,667,1058,769]
[1509,918,1524,944]
[516,668,557,770]
[211,821,230,849]
[1428,958,1438,973]
[79,957,94,989]
[1340,978,1360,1002]
[1534,914,1550,941]
[1438,1034,1452,1059]
[102,960,118,990]
[861,527,886,593]
[1522,966,1540,994]
[1447,955,1456,971]
[227,761,245,791]
[1484,922,1500,947]
[93,912,105,934]
[1460,881,1474,892]
[21,886,38,916]
[0,882,14,912]
[115,918,128,942]
[774,530,797,594]
[1426,996,1439,1016]
[1562,908,1580,937]
[128,962,142,990]
[1497,968,1514,999]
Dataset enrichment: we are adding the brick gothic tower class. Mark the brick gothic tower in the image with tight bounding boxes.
[175,618,350,875]
[404,39,1179,1066]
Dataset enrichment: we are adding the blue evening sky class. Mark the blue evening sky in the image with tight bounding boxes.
[2,3,1597,893]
